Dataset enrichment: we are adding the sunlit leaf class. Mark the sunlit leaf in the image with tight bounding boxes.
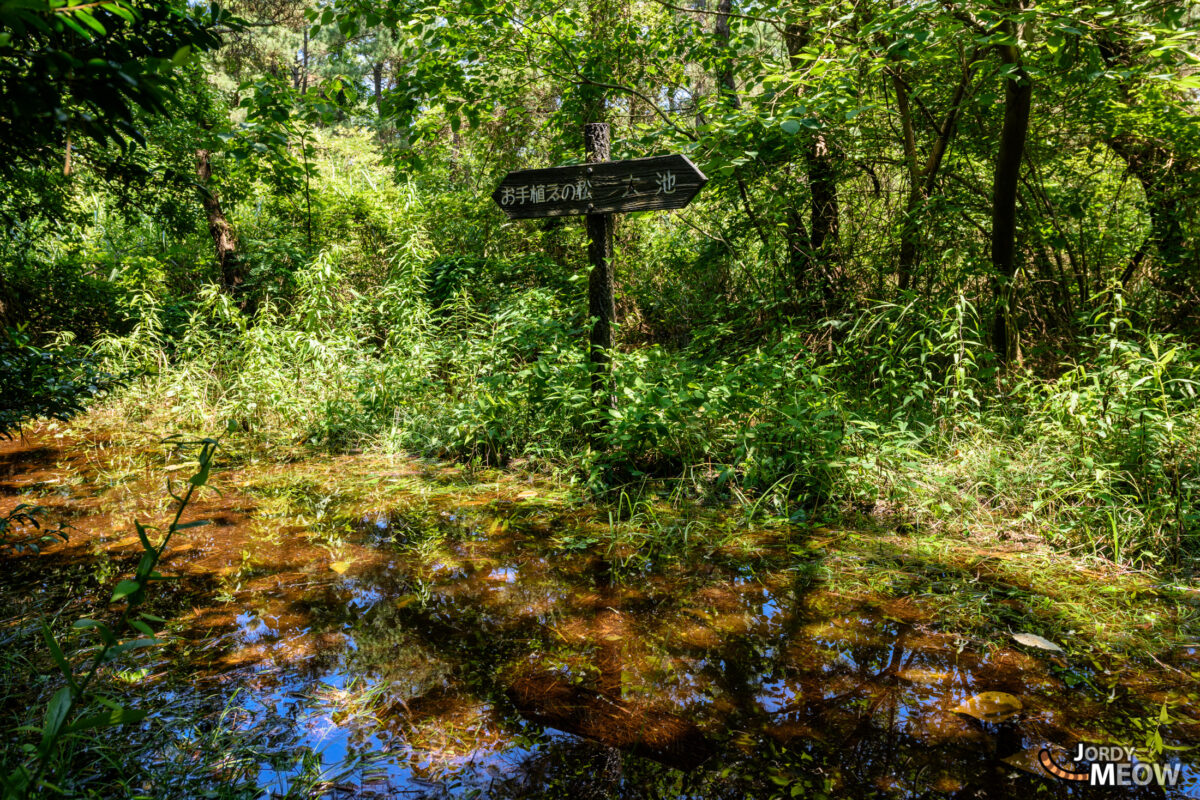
[1012,632,1064,653]
[951,691,1022,723]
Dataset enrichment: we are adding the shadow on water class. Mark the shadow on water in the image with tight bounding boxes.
[1,437,1197,798]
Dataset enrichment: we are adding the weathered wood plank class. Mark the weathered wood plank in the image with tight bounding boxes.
[492,154,707,218]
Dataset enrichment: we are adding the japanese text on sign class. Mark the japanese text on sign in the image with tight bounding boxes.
[498,170,679,207]
[500,180,591,206]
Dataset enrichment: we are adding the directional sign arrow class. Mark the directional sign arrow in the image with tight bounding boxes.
[492,154,707,219]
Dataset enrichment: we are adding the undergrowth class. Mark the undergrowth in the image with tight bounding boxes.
[89,272,1200,572]
[46,133,1192,574]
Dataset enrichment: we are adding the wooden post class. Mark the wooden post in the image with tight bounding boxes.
[490,135,707,437]
[585,122,616,413]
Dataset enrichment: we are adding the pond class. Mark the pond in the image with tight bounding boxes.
[2,433,1198,798]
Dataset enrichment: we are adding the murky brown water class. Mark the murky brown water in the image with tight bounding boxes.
[2,433,1198,798]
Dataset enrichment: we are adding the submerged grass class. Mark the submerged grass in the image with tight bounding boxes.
[2,424,1198,797]
[812,526,1199,660]
[46,418,1200,662]
[16,418,1200,670]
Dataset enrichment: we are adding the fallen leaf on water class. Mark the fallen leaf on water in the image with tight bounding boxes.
[330,561,352,574]
[951,691,1023,723]
[1012,632,1064,653]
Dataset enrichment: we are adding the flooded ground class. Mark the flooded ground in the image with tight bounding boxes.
[2,429,1198,798]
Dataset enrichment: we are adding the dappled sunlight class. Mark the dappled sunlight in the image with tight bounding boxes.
[2,430,1198,797]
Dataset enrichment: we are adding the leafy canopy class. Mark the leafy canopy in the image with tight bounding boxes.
[0,0,240,173]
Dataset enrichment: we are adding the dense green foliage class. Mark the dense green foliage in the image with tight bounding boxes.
[3,0,1199,564]
[0,327,123,438]
[1,2,1199,791]
[0,0,235,171]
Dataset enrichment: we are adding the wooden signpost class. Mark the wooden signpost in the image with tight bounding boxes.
[492,122,707,418]
[491,152,708,219]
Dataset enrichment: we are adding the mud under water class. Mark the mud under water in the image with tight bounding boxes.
[1,433,1197,798]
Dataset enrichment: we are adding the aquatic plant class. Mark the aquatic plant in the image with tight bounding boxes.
[1,435,220,799]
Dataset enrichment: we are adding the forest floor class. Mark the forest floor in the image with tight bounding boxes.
[2,419,1199,798]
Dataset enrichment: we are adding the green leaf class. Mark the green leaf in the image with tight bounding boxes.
[73,618,116,646]
[41,622,79,691]
[75,9,107,35]
[780,119,801,135]
[135,520,153,551]
[129,619,155,636]
[188,459,211,487]
[110,579,142,603]
[103,638,160,659]
[101,3,135,23]
[135,551,156,580]
[40,687,74,752]
[64,705,147,733]
[58,14,92,38]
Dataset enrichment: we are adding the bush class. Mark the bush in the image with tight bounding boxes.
[0,327,124,438]
[0,259,131,345]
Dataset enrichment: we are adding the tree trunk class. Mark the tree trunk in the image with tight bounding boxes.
[1107,132,1195,312]
[301,28,309,93]
[372,62,384,113]
[892,56,974,292]
[195,149,244,295]
[712,0,772,292]
[990,14,1032,364]
[808,134,840,265]
[1097,33,1195,304]
[714,0,736,104]
[785,24,841,301]
[785,205,812,297]
[585,122,616,416]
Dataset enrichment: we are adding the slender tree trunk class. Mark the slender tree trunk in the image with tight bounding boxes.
[1097,33,1195,304]
[785,24,841,301]
[714,0,736,104]
[892,56,974,291]
[990,10,1032,364]
[372,62,384,113]
[585,122,616,415]
[195,149,244,295]
[808,134,840,265]
[301,28,309,93]
[785,205,812,297]
[1108,136,1194,301]
[711,0,774,293]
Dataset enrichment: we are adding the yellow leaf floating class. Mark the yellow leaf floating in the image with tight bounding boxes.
[330,561,352,574]
[951,691,1023,723]
[1011,632,1064,653]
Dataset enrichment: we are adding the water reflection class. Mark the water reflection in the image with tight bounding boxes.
[147,505,1199,799]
